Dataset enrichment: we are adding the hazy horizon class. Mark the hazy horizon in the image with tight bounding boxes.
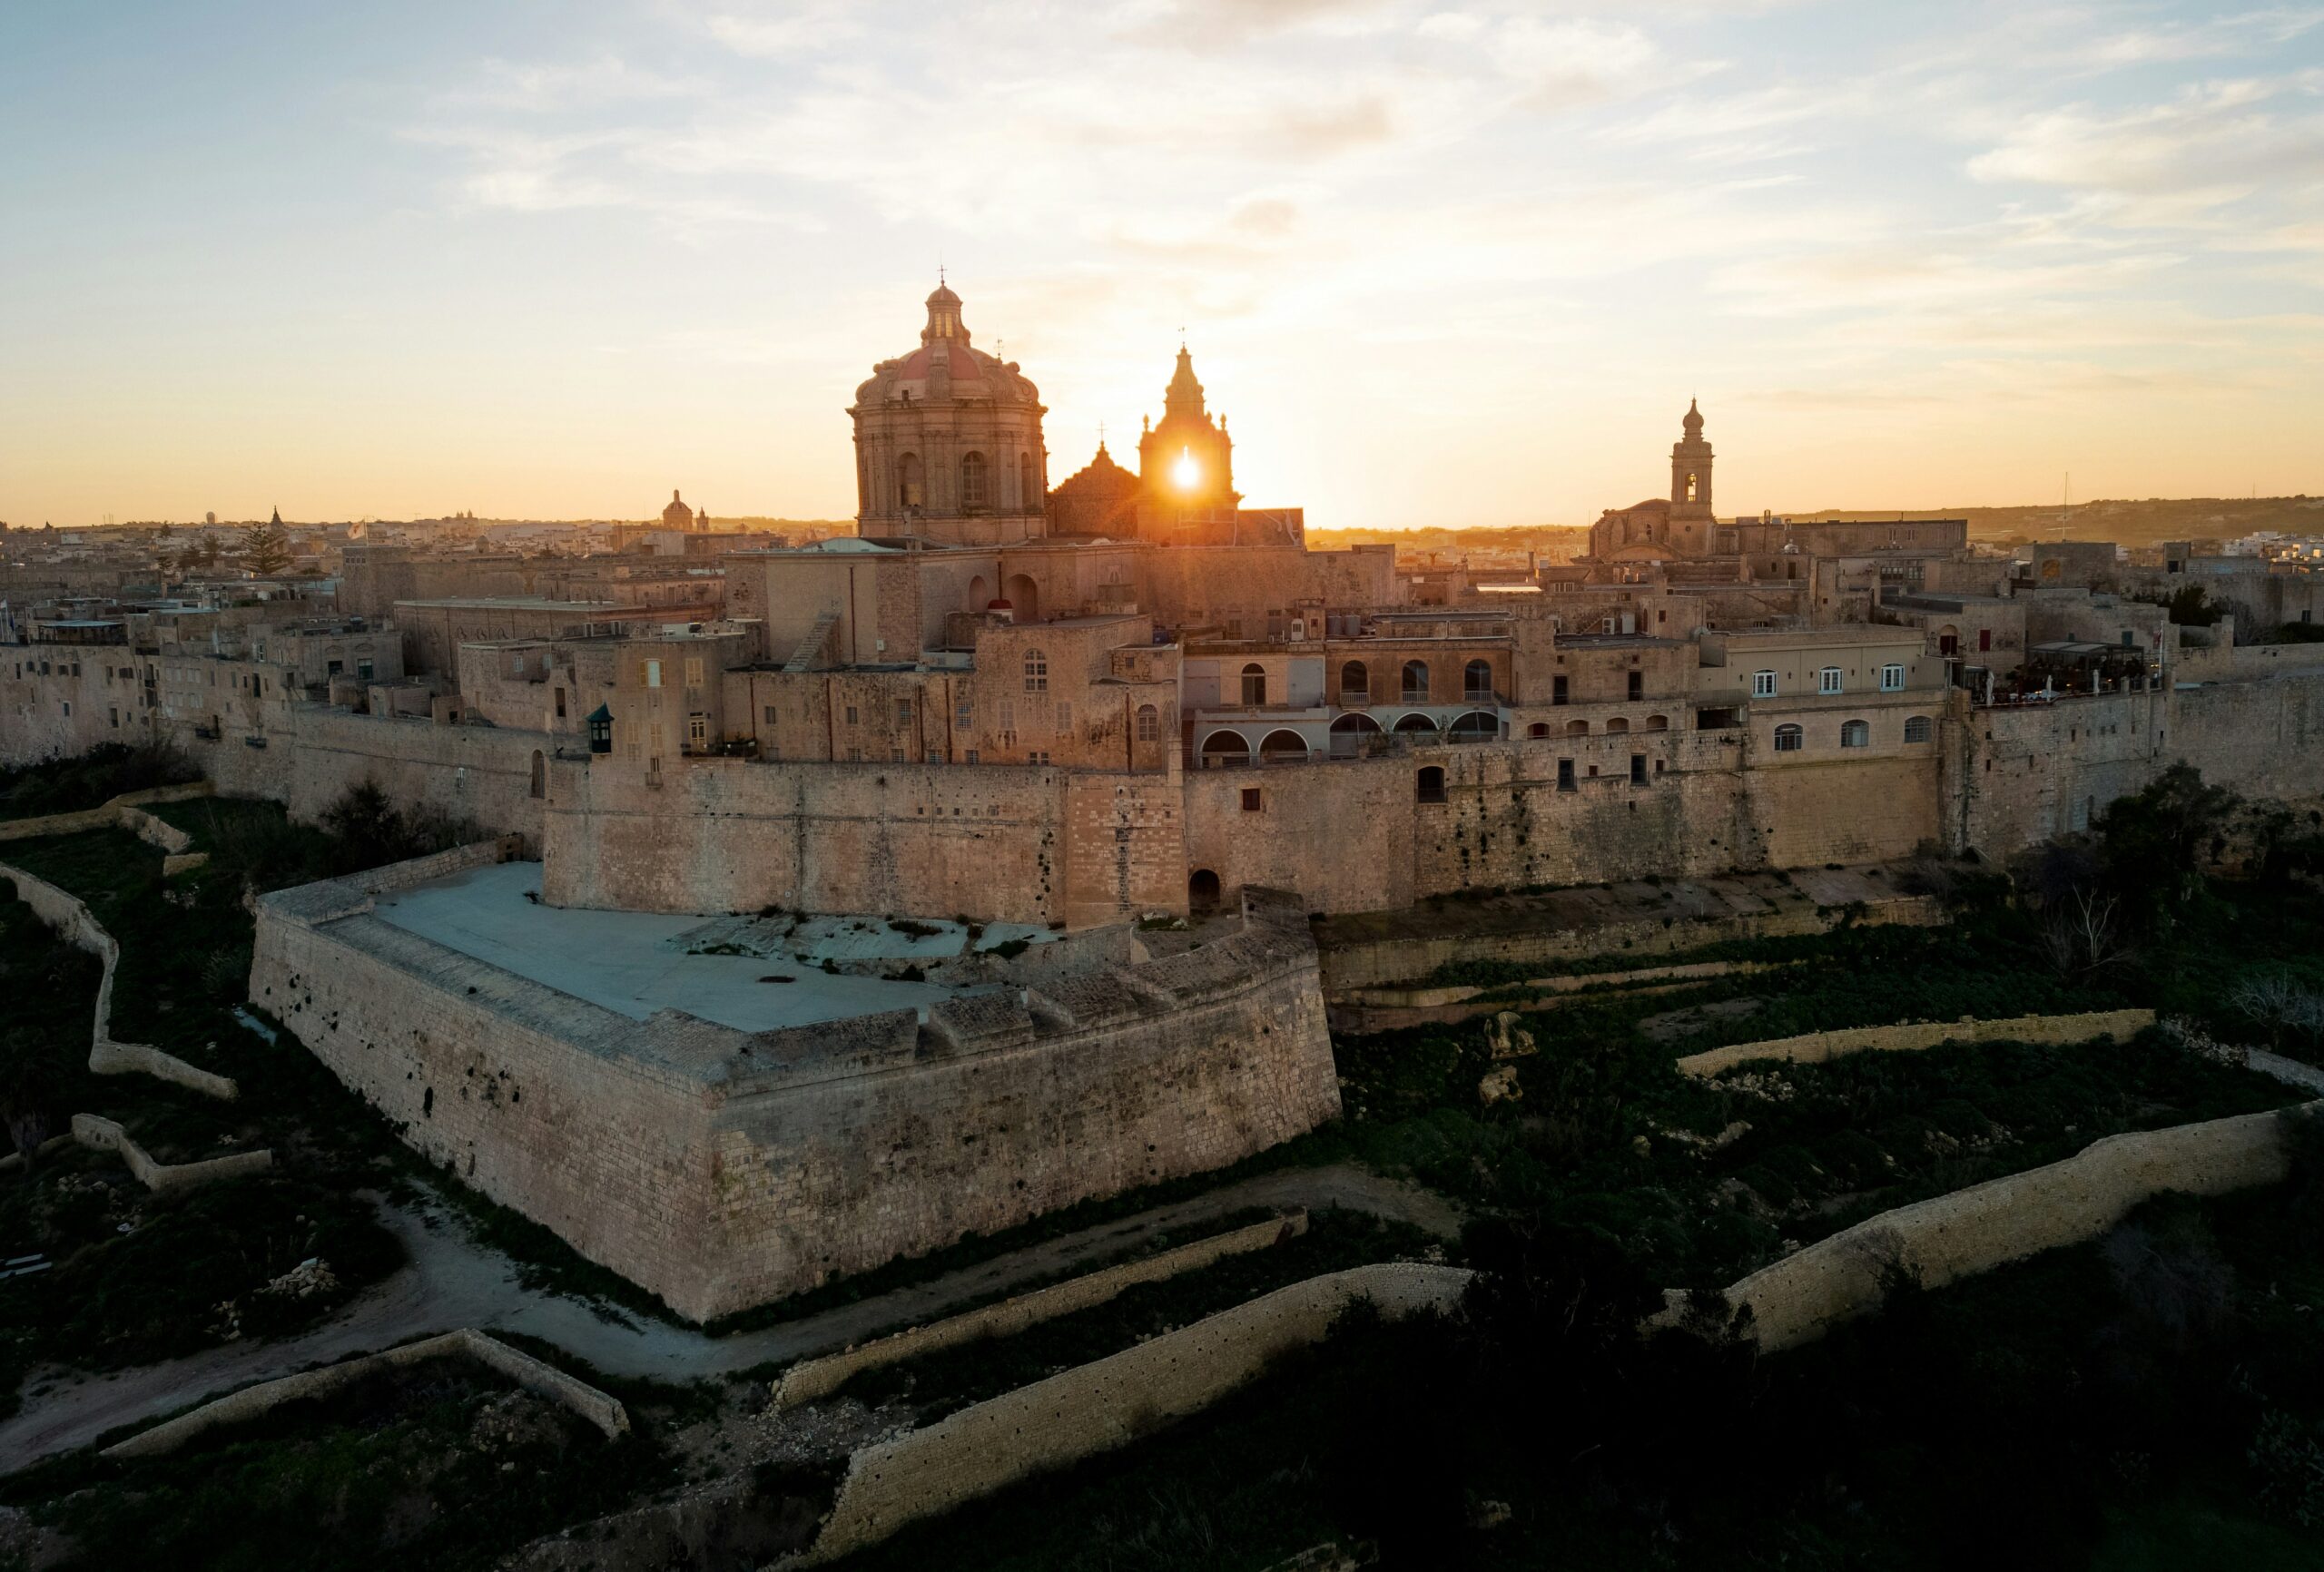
[5,1,2322,530]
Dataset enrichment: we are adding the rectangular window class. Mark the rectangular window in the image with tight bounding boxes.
[1904,715,1932,743]
[359,658,375,681]
[109,708,118,727]
[956,702,972,731]
[1818,666,1844,695]
[897,701,912,723]
[1056,700,1070,732]
[684,657,704,688]
[643,659,662,688]
[1979,629,1993,652]
[1751,671,1777,699]
[687,712,707,745]
[1879,663,1905,692]
[1630,753,1647,785]
[1241,787,1263,811]
[847,746,863,761]
[965,749,979,763]
[1628,671,1643,701]
[1552,675,1569,705]
[763,704,777,724]
[844,704,859,725]
[1557,759,1575,791]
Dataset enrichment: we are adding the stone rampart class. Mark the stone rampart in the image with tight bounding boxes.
[101,1329,628,1460]
[252,871,1342,1321]
[794,1262,1472,1565]
[2,861,239,1100]
[70,1114,272,1192]
[1674,1008,2157,1079]
[770,1212,1311,1411]
[1709,1102,2318,1351]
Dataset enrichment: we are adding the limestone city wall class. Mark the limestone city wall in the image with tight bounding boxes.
[1714,1103,2318,1351]
[0,860,239,1100]
[101,1328,628,1460]
[1674,1008,2158,1079]
[795,1262,1472,1565]
[770,1211,1311,1410]
[252,870,1342,1321]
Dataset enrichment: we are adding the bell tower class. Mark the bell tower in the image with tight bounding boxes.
[1669,398,1714,550]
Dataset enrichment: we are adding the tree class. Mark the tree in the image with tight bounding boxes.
[241,513,291,576]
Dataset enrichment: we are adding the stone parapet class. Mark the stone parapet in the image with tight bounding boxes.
[69,1114,272,1193]
[793,1262,1472,1565]
[770,1212,1310,1411]
[100,1328,627,1460]
[2,860,239,1100]
[1674,1008,2158,1079]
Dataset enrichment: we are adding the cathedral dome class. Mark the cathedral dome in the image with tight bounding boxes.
[851,279,1039,408]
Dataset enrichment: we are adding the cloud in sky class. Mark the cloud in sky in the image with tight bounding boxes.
[1,0,2321,526]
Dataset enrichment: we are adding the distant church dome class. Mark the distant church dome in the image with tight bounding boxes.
[662,489,694,530]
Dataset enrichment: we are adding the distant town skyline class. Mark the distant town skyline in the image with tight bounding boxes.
[5,1,2321,530]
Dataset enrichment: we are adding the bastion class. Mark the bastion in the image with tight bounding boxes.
[248,845,1342,1321]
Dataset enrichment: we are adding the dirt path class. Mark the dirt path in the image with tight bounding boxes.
[0,1163,1456,1473]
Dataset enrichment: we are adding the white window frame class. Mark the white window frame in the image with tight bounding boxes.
[1817,666,1844,695]
[1840,719,1870,749]
[1773,723,1803,752]
[1880,663,1905,693]
[1751,670,1777,699]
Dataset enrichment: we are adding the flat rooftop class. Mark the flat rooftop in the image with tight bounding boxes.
[369,860,1054,1034]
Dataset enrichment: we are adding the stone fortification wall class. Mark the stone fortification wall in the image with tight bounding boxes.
[771,1212,1310,1411]
[101,1329,628,1460]
[252,872,1341,1321]
[1713,1104,2317,1351]
[541,755,1190,928]
[1959,672,2324,853]
[1,861,239,1100]
[0,782,214,845]
[1317,890,1940,994]
[1675,1008,2157,1079]
[70,1114,272,1192]
[797,1262,1472,1565]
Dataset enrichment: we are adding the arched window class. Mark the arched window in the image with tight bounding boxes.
[1840,719,1870,749]
[529,749,546,799]
[1685,471,1699,502]
[1566,719,1589,737]
[1241,663,1267,706]
[1774,723,1804,752]
[1023,649,1048,693]
[1415,765,1447,804]
[1339,661,1369,704]
[1449,712,1498,744]
[1904,714,1932,743]
[1400,661,1430,702]
[1393,713,1440,736]
[1259,729,1308,763]
[1199,730,1250,767]
[897,452,924,509]
[1019,451,1036,510]
[1136,702,1160,742]
[1605,716,1630,733]
[1528,722,1550,738]
[1644,713,1669,732]
[960,450,989,511]
[1463,659,1493,701]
